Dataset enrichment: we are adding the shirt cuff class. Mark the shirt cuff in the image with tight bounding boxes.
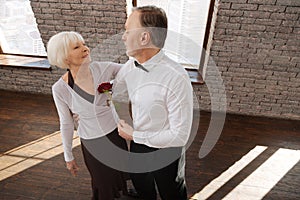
[132,131,146,144]
[64,151,74,162]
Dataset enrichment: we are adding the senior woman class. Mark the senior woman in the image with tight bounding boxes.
[47,31,128,200]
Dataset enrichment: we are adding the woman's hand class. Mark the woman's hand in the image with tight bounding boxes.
[66,160,79,176]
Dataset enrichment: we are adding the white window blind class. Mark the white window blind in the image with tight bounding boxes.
[135,0,211,68]
[0,0,46,56]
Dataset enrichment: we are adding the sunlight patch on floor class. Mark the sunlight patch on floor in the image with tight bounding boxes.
[222,148,300,200]
[191,145,267,199]
[0,131,80,181]
[191,146,300,200]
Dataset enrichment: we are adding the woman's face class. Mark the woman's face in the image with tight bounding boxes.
[66,40,91,67]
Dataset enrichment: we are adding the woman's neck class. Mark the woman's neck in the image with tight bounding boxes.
[69,67,79,80]
[68,63,89,80]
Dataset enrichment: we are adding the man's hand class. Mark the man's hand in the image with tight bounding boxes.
[66,160,79,176]
[72,113,79,129]
[118,119,134,140]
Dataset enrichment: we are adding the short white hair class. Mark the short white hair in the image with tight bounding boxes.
[47,31,84,69]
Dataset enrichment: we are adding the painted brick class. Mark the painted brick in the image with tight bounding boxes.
[231,3,258,10]
[276,0,300,6]
[248,0,276,5]
[258,5,286,12]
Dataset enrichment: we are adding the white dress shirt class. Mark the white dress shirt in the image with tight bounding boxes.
[113,50,193,148]
[52,62,121,162]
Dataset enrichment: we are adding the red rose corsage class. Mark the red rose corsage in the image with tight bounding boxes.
[97,82,112,93]
[98,82,113,106]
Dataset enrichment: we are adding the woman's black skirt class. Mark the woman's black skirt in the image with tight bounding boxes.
[81,128,128,200]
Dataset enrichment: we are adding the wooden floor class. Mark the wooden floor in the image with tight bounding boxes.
[0,89,299,200]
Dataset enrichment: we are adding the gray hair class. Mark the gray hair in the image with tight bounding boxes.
[133,6,168,48]
[47,31,84,69]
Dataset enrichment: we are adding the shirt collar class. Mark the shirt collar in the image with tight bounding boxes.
[134,50,165,71]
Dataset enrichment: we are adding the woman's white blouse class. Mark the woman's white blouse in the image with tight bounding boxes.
[52,62,121,162]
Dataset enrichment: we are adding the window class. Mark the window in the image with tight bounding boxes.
[127,0,211,69]
[0,0,46,56]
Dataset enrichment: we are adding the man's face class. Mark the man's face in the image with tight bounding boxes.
[122,11,144,57]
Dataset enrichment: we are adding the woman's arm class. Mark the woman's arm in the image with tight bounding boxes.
[52,85,75,162]
[109,62,123,77]
[90,62,122,84]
